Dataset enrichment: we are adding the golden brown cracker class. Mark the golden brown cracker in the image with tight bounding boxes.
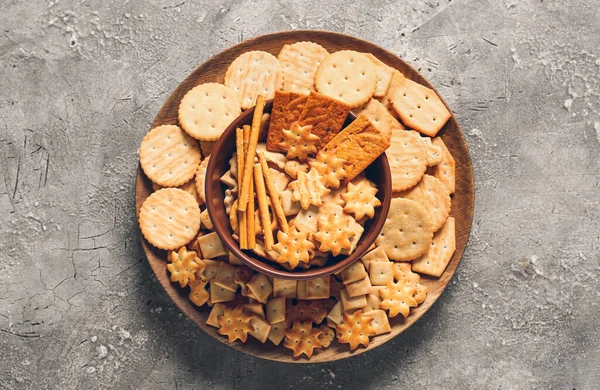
[403,174,451,232]
[412,217,456,277]
[297,91,351,149]
[429,137,456,194]
[335,309,375,350]
[266,91,308,152]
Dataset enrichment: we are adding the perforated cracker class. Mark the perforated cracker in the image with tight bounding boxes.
[217,306,254,343]
[278,122,319,162]
[272,226,315,269]
[342,178,381,220]
[278,41,329,94]
[194,156,210,204]
[308,149,348,189]
[386,129,428,193]
[284,321,323,358]
[335,309,376,350]
[167,246,202,288]
[353,98,403,141]
[393,262,428,304]
[363,53,393,98]
[288,168,330,210]
[313,212,355,256]
[429,137,456,194]
[379,279,417,318]
[403,174,451,232]
[412,217,456,277]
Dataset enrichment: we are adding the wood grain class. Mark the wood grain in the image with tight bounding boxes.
[135,30,475,363]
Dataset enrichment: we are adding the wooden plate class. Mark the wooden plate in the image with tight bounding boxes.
[135,30,474,363]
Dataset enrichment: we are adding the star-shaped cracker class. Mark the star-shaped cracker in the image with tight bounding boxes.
[272,226,315,269]
[341,179,381,220]
[288,167,331,210]
[313,213,356,256]
[278,122,319,162]
[286,300,328,325]
[188,275,209,307]
[283,321,323,358]
[217,306,254,343]
[167,247,203,288]
[393,262,428,305]
[335,309,376,350]
[308,149,348,189]
[379,279,418,318]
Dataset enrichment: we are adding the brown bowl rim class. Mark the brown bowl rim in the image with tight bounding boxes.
[205,100,392,280]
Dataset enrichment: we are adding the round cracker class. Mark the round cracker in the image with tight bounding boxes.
[140,125,201,187]
[178,83,241,141]
[224,51,284,110]
[194,156,210,205]
[375,198,433,261]
[387,130,428,192]
[278,41,329,95]
[139,188,201,250]
[405,174,451,232]
[314,50,377,108]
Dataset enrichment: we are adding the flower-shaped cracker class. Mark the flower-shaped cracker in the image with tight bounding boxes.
[272,226,315,269]
[313,213,356,256]
[379,279,418,318]
[341,179,381,220]
[288,167,331,210]
[308,149,348,189]
[335,309,376,350]
[217,306,254,343]
[286,300,329,325]
[278,122,319,162]
[167,247,203,288]
[284,321,323,358]
[392,262,428,304]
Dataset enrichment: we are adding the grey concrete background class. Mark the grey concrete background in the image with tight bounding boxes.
[1,0,599,388]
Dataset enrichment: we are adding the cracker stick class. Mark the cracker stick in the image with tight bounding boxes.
[246,171,256,249]
[253,163,274,251]
[239,206,248,249]
[236,127,245,190]
[239,125,250,247]
[258,152,289,233]
[238,95,265,211]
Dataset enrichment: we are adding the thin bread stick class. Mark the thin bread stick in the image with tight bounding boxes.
[238,95,265,211]
[258,152,289,233]
[253,163,274,251]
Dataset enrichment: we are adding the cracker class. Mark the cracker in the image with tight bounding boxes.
[249,315,272,344]
[273,278,297,298]
[375,198,434,261]
[422,137,443,166]
[393,262,428,304]
[330,277,345,299]
[167,247,202,288]
[297,91,351,148]
[229,199,239,234]
[305,276,331,300]
[198,232,227,259]
[278,122,319,162]
[429,137,456,194]
[315,50,377,108]
[353,98,403,141]
[363,309,391,335]
[360,246,389,271]
[318,325,336,348]
[308,149,348,189]
[200,141,216,157]
[313,212,355,256]
[140,125,201,187]
[267,322,287,346]
[243,303,265,319]
[412,217,456,277]
[268,169,291,193]
[234,266,254,297]
[206,303,226,328]
[253,163,275,250]
[341,261,368,284]
[200,209,213,231]
[220,170,237,189]
[194,156,210,204]
[175,178,202,206]
[259,113,271,141]
[266,91,308,152]
[369,261,394,286]
[326,301,343,325]
[364,292,382,312]
[213,262,238,292]
[284,159,310,179]
[280,189,301,217]
[139,188,201,250]
[178,83,241,141]
[256,143,288,170]
[376,70,405,120]
[284,321,323,358]
[266,297,286,324]
[246,273,273,303]
[278,41,329,94]
[272,226,314,269]
[335,309,375,350]
[258,153,289,232]
[386,129,428,193]
[291,205,319,234]
[224,51,284,110]
[342,178,381,220]
[403,174,451,232]
[224,187,236,215]
[391,77,451,137]
[202,259,221,281]
[210,282,236,303]
[379,280,417,318]
[345,276,373,297]
[288,168,330,210]
[238,95,265,211]
[296,280,307,300]
[363,53,393,98]
[340,289,367,311]
[228,251,244,266]
[324,113,390,181]
[217,306,254,342]
[286,300,328,324]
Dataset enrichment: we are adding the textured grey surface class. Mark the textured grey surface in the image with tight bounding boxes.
[1,0,599,388]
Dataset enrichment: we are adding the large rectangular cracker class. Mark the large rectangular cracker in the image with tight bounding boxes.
[324,113,390,180]
[297,91,351,149]
[412,217,456,277]
[266,91,308,152]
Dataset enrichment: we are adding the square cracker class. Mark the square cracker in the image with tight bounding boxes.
[363,53,393,98]
[345,276,373,297]
[209,282,236,303]
[198,232,227,259]
[273,278,297,298]
[247,273,273,303]
[341,261,368,284]
[213,262,238,292]
[360,246,389,271]
[206,303,226,328]
[266,91,308,152]
[364,292,382,312]
[297,91,351,149]
[305,276,331,300]
[324,113,390,181]
[363,309,391,335]
[266,297,286,324]
[267,322,287,345]
[249,316,272,344]
[428,137,456,194]
[243,303,265,318]
[376,70,405,120]
[326,301,343,325]
[412,217,456,277]
[202,259,222,281]
[296,280,307,299]
[340,289,367,311]
[369,262,394,286]
[391,77,451,137]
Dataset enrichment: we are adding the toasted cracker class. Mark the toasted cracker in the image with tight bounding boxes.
[422,137,443,166]
[315,50,377,108]
[284,321,323,358]
[266,91,308,152]
[213,262,238,292]
[198,232,227,259]
[256,143,288,170]
[379,280,417,318]
[224,50,283,110]
[318,325,336,348]
[267,322,287,345]
[429,137,456,194]
[308,149,348,189]
[326,301,343,325]
[249,315,272,343]
[206,303,226,328]
[369,261,394,286]
[360,246,389,271]
[345,276,373,297]
[140,125,201,187]
[335,309,375,350]
[375,198,434,261]
[393,262,428,304]
[210,282,236,303]
[188,276,210,307]
[288,168,330,210]
[178,83,241,141]
[280,189,302,217]
[363,53,393,98]
[313,212,355,256]
[353,98,403,142]
[340,289,367,312]
[324,113,390,181]
[341,261,368,284]
[391,77,451,137]
[297,91,351,149]
[403,174,451,232]
[363,309,391,335]
[286,300,328,325]
[139,188,201,250]
[202,259,221,281]
[342,178,381,220]
[339,211,365,256]
[217,306,254,343]
[266,297,286,324]
[412,217,456,277]
[194,156,210,204]
[246,273,273,303]
[387,129,428,193]
[278,41,329,94]
[167,247,202,288]
[376,70,405,120]
[242,303,265,319]
[305,276,331,300]
[364,292,382,313]
[279,122,319,162]
[284,159,310,179]
[200,209,213,231]
[272,227,315,269]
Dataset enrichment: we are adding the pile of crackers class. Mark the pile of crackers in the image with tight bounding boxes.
[137,41,457,358]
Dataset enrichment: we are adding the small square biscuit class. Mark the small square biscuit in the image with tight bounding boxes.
[213,262,238,292]
[243,303,265,318]
[345,276,373,297]
[209,282,236,303]
[324,113,390,181]
[267,322,287,346]
[198,232,227,259]
[206,303,226,328]
[364,292,382,312]
[296,280,307,299]
[353,98,403,141]
[340,289,367,311]
[279,190,302,217]
[326,301,343,325]
[202,259,222,281]
[249,316,272,344]
[369,262,394,286]
[360,246,389,271]
[273,278,297,298]
[363,309,391,335]
[297,91,351,149]
[341,261,368,284]
[266,91,308,152]
[339,212,365,256]
[247,273,273,303]
[228,251,244,266]
[305,276,330,300]
[266,297,286,324]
